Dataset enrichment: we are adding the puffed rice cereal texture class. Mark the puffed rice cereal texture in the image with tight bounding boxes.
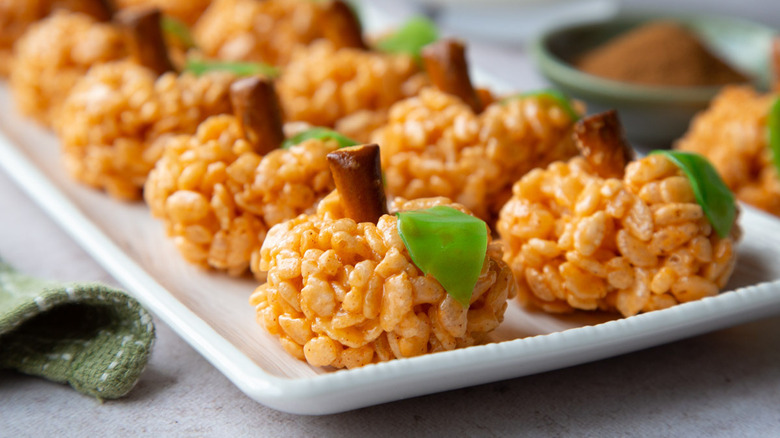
[676,86,780,216]
[56,61,235,200]
[373,88,580,224]
[0,0,108,77]
[10,11,126,127]
[193,0,341,67]
[145,115,339,277]
[250,193,517,369]
[277,40,428,142]
[497,154,741,317]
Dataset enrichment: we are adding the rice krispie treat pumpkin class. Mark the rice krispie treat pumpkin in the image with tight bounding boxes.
[497,110,741,317]
[675,41,780,216]
[675,86,780,216]
[276,39,428,143]
[250,144,516,369]
[373,39,581,224]
[145,77,349,277]
[0,0,110,77]
[55,9,235,200]
[192,0,363,68]
[10,10,126,127]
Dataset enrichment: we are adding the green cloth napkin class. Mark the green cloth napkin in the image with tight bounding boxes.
[0,262,154,399]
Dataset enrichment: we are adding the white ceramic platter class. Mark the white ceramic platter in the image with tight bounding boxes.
[3,6,780,413]
[3,81,780,414]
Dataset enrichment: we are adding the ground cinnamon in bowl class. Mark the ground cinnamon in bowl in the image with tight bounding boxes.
[576,21,748,87]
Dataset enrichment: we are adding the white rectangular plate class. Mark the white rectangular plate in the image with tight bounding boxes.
[3,63,780,414]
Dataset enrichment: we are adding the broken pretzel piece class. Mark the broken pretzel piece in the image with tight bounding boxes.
[229,76,285,155]
[422,38,482,113]
[574,110,635,179]
[327,143,388,224]
[116,7,175,76]
[322,0,366,50]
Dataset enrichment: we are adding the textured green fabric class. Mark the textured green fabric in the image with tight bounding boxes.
[0,262,154,399]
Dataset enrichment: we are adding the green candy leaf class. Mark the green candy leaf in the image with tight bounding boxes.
[161,15,196,49]
[652,150,736,238]
[375,16,439,60]
[184,59,280,78]
[396,206,488,307]
[281,127,359,150]
[767,98,780,179]
[502,89,580,122]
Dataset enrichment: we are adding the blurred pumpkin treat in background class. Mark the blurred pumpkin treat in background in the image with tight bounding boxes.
[54,8,236,200]
[9,10,126,127]
[675,41,780,216]
[0,0,111,77]
[192,0,362,67]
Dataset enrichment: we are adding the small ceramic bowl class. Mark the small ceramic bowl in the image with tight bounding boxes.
[530,13,776,148]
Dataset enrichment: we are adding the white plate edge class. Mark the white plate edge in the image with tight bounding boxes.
[4,121,780,414]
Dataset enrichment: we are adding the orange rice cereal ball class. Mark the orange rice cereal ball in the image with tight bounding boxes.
[276,40,427,142]
[497,111,741,317]
[675,86,780,216]
[373,39,580,224]
[0,0,109,77]
[114,0,211,25]
[145,77,341,277]
[193,0,362,67]
[56,61,235,200]
[374,87,579,223]
[10,11,126,126]
[144,122,340,277]
[250,189,516,369]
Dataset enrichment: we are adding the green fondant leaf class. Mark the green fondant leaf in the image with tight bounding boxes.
[161,15,196,49]
[767,98,780,181]
[652,150,736,238]
[375,16,439,60]
[281,127,359,149]
[397,206,488,307]
[184,59,280,78]
[502,89,580,121]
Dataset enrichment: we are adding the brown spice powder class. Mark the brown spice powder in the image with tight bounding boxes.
[576,21,748,87]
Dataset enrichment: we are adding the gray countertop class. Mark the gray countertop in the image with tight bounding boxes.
[4,1,780,435]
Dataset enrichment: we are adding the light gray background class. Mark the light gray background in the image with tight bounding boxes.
[3,1,780,435]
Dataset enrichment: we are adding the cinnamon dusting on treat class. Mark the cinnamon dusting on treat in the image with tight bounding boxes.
[577,21,747,87]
